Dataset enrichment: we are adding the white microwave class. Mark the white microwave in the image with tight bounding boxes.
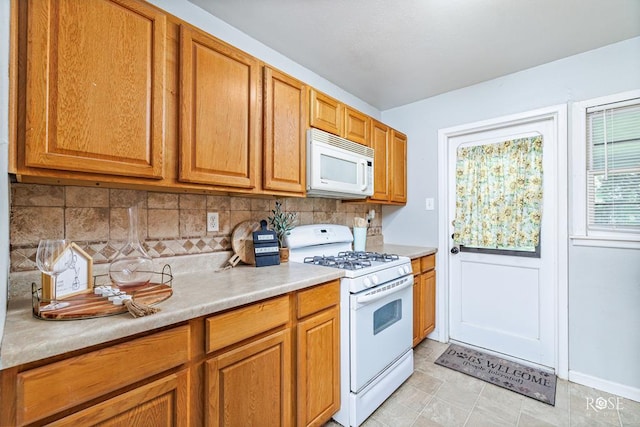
[306,128,374,199]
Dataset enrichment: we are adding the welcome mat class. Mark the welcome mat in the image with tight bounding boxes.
[435,344,557,405]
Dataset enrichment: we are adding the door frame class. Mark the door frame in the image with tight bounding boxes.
[436,105,568,379]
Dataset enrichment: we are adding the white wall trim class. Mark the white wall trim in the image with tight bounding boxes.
[570,235,640,249]
[569,370,640,403]
[437,104,569,379]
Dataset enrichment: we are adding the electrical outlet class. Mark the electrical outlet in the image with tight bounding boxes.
[207,212,219,232]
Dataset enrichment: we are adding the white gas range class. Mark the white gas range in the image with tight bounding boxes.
[287,224,414,427]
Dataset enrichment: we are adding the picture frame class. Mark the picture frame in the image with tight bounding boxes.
[42,243,93,300]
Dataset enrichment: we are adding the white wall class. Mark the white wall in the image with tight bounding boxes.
[0,0,11,342]
[147,0,380,119]
[381,37,640,395]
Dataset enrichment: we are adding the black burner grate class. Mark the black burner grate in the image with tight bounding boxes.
[304,252,399,270]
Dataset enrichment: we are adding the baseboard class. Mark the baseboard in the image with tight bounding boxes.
[426,327,442,342]
[569,370,640,403]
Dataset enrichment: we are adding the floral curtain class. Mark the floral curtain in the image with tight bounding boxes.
[453,136,543,250]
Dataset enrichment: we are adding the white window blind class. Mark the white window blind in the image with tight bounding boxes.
[586,99,640,233]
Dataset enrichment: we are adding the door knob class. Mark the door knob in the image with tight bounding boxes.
[450,247,459,254]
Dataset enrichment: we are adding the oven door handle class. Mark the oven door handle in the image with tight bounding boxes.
[354,277,413,305]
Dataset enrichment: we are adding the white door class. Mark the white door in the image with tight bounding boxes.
[447,117,558,368]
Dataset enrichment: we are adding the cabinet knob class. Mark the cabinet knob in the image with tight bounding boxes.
[450,247,459,255]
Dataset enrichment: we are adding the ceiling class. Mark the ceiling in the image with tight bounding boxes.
[187,0,640,110]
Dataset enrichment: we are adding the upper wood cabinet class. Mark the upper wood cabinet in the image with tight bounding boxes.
[361,120,407,205]
[343,107,370,146]
[390,130,408,204]
[309,89,371,147]
[21,0,166,179]
[309,89,342,136]
[179,24,260,189]
[263,66,307,195]
[369,120,390,202]
[11,0,405,203]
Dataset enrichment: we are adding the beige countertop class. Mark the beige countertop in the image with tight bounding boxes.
[371,244,437,259]
[0,244,436,370]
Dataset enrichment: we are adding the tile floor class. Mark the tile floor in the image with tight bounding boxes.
[325,339,640,427]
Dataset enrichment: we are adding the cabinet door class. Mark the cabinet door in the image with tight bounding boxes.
[263,67,307,194]
[297,306,340,427]
[370,120,390,202]
[309,90,342,136]
[47,370,189,427]
[422,269,436,337]
[343,107,370,146]
[180,25,259,189]
[24,0,166,179]
[390,130,407,204]
[206,330,292,427]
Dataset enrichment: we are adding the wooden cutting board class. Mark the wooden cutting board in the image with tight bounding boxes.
[231,220,261,265]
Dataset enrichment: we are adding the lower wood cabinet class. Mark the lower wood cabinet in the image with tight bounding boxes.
[413,254,436,347]
[206,329,292,427]
[1,325,191,426]
[296,281,340,427]
[0,280,340,426]
[205,280,340,427]
[47,370,189,427]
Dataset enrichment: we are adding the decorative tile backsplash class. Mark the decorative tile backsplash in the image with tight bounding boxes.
[9,183,382,272]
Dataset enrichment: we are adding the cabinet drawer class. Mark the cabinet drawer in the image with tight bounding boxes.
[421,254,435,272]
[16,325,190,426]
[206,295,289,353]
[411,258,421,274]
[297,280,340,319]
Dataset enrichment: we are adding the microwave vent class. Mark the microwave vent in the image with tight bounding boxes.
[309,128,374,158]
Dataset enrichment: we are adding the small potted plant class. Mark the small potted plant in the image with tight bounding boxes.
[267,200,297,262]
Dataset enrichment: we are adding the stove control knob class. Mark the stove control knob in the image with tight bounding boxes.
[371,275,380,285]
[397,267,405,276]
[363,277,372,287]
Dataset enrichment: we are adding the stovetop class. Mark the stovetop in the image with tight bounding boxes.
[287,224,413,291]
[303,251,400,271]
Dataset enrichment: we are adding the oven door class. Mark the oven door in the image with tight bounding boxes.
[349,275,413,392]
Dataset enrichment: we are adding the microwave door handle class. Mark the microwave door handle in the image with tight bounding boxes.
[359,160,367,191]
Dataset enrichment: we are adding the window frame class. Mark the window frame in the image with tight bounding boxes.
[571,90,640,249]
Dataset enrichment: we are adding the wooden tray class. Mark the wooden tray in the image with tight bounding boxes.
[32,266,173,320]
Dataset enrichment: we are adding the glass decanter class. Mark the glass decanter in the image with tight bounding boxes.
[109,205,154,287]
